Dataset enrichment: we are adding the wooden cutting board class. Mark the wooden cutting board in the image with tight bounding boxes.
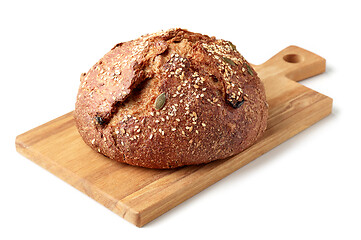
[15,45,332,227]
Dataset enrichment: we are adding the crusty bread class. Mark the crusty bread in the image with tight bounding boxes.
[74,28,268,169]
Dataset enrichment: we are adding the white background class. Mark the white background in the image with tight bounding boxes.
[1,0,360,239]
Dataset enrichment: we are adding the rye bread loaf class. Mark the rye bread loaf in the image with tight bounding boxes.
[74,28,268,169]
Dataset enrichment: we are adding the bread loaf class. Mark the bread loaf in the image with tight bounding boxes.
[75,28,268,169]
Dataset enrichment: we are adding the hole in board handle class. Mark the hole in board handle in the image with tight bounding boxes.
[283,54,303,63]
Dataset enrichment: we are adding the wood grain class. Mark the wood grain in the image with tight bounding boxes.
[15,45,332,227]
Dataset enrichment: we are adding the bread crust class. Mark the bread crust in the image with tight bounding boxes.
[75,28,268,169]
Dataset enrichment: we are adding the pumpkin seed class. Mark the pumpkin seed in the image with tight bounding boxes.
[246,63,254,76]
[223,57,236,66]
[228,41,237,51]
[155,92,166,110]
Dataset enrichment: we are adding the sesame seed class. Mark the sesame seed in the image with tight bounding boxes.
[202,88,206,91]
[176,118,181,122]
[115,130,119,134]
[134,126,139,129]
[171,128,176,131]
[202,123,206,127]
[91,139,95,144]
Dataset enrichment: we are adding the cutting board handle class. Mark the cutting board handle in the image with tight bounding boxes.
[255,45,326,82]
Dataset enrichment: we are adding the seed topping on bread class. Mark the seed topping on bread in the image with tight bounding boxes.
[75,28,268,168]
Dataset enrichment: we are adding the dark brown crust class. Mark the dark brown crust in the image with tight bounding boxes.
[74,28,268,169]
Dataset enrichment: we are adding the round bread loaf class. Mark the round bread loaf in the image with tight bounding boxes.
[75,28,268,169]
